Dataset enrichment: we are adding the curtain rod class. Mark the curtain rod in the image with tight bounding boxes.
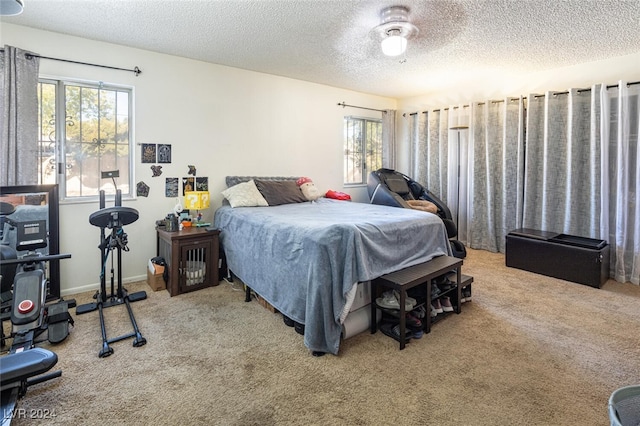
[337,102,386,113]
[404,80,640,116]
[28,54,142,76]
[0,49,142,76]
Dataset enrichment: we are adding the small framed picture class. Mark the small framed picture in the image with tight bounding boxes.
[196,177,208,191]
[141,144,156,163]
[165,177,179,197]
[182,177,195,195]
[158,144,172,163]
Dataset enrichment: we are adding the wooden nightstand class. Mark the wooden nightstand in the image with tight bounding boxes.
[156,226,220,296]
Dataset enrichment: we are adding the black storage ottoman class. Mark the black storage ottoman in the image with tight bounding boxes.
[505,228,610,288]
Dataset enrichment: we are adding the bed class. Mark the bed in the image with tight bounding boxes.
[213,176,451,355]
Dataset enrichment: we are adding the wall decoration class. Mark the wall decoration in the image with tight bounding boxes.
[151,165,163,177]
[196,177,208,191]
[187,165,196,176]
[165,178,179,197]
[141,144,156,163]
[158,144,172,163]
[137,181,150,197]
[182,177,195,195]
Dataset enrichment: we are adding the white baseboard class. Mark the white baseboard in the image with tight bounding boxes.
[60,274,147,297]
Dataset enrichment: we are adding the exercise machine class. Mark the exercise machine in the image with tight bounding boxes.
[0,202,75,425]
[76,188,147,357]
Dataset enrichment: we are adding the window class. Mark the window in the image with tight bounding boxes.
[37,79,133,200]
[343,116,382,185]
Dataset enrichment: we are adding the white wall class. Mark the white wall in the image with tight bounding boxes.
[394,51,640,173]
[1,24,396,295]
[4,22,638,295]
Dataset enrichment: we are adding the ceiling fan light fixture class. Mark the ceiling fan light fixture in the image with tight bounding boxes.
[373,6,418,57]
[381,32,407,57]
[0,0,24,16]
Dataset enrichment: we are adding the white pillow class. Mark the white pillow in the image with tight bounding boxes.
[222,180,269,208]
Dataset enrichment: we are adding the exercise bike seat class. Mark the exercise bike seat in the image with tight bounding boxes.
[89,206,139,228]
[0,348,58,388]
[11,269,45,328]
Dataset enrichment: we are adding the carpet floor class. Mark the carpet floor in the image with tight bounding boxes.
[3,248,639,425]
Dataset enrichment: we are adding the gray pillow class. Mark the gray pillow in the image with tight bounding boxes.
[254,179,307,206]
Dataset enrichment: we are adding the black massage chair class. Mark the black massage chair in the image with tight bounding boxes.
[367,168,466,259]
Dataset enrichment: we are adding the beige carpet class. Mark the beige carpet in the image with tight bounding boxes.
[4,248,639,425]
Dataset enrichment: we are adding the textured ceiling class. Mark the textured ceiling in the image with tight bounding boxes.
[3,0,640,98]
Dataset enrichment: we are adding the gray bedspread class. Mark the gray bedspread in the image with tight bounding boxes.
[214,198,451,354]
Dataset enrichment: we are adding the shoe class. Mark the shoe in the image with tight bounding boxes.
[405,312,422,328]
[407,325,423,339]
[440,296,454,312]
[380,322,412,343]
[393,290,416,308]
[431,298,443,314]
[431,282,441,299]
[431,304,438,317]
[282,315,295,327]
[381,310,422,328]
[412,305,426,319]
[437,276,456,292]
[376,291,413,311]
[463,287,472,302]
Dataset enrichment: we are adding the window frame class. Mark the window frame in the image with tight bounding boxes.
[37,77,135,203]
[343,115,383,186]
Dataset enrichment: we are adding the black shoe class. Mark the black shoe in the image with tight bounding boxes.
[431,283,441,299]
[380,322,412,343]
[282,315,294,327]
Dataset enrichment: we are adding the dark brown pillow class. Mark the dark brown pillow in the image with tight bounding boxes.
[254,179,307,206]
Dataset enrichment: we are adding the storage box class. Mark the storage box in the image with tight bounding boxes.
[342,305,380,339]
[349,281,372,312]
[506,228,610,288]
[147,267,166,292]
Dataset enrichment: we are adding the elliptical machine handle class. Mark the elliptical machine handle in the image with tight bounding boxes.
[0,253,71,266]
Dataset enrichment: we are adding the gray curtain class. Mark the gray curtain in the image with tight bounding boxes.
[381,109,396,169]
[0,45,40,186]
[410,111,427,185]
[467,98,525,252]
[602,82,640,284]
[409,82,640,284]
[522,83,639,284]
[410,109,451,207]
[522,89,602,235]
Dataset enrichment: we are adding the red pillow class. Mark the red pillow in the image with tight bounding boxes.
[325,190,351,201]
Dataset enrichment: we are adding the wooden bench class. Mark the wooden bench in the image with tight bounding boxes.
[371,255,466,350]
